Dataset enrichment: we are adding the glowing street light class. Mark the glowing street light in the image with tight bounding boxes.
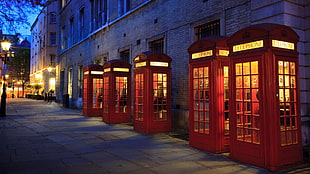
[0,39,12,117]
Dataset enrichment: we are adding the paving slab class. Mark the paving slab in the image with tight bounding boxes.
[0,98,309,174]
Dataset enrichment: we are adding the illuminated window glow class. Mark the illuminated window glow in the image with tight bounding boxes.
[235,61,260,144]
[278,60,298,146]
[153,73,168,120]
[92,78,103,108]
[135,73,144,121]
[115,77,128,113]
[193,66,210,134]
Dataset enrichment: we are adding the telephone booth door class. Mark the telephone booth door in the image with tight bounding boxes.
[83,64,104,117]
[133,51,172,134]
[188,37,230,153]
[102,59,132,124]
[228,23,303,171]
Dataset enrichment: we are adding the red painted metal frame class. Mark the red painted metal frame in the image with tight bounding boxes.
[83,64,104,117]
[133,51,172,134]
[102,59,132,124]
[188,37,230,153]
[227,23,303,171]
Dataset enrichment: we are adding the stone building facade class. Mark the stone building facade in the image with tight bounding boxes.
[56,0,310,145]
[30,1,58,96]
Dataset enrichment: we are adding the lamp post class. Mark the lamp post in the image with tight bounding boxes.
[0,39,11,117]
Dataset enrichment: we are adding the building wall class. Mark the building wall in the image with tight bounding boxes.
[56,0,310,144]
[30,1,58,95]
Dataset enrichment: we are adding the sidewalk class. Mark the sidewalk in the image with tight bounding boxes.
[0,98,309,174]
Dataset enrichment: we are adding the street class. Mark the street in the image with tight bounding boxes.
[0,98,309,174]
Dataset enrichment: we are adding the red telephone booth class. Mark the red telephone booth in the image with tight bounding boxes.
[102,59,132,124]
[133,51,172,134]
[83,64,104,116]
[188,36,230,153]
[228,23,303,171]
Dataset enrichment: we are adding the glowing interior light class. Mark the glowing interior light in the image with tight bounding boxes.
[233,40,264,52]
[272,40,294,50]
[104,68,111,72]
[91,71,103,74]
[150,61,169,67]
[135,61,147,67]
[219,50,229,56]
[192,50,213,59]
[113,68,129,72]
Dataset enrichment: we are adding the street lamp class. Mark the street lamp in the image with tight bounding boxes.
[0,39,11,117]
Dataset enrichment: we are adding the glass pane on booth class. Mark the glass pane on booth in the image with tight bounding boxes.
[278,60,298,146]
[103,77,109,113]
[83,77,88,106]
[92,78,103,108]
[153,73,167,120]
[235,61,260,144]
[135,73,144,121]
[115,77,128,113]
[193,67,210,134]
[224,66,229,135]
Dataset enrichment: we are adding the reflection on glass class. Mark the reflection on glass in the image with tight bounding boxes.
[192,66,210,134]
[153,73,168,120]
[92,78,103,108]
[135,73,144,121]
[243,62,250,75]
[236,63,242,75]
[103,77,109,113]
[235,61,260,144]
[115,76,128,113]
[278,60,298,146]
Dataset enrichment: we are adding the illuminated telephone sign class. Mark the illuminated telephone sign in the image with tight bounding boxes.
[219,49,229,56]
[135,61,146,67]
[233,40,264,52]
[83,64,104,117]
[272,40,294,50]
[113,68,130,72]
[150,61,169,67]
[228,23,302,171]
[192,50,213,59]
[188,37,230,154]
[133,51,172,134]
[102,59,132,124]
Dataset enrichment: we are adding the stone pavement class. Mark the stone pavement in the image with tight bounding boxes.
[0,98,309,174]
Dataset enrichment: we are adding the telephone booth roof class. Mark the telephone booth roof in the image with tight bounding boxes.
[227,23,299,54]
[133,51,172,68]
[188,36,229,61]
[84,64,104,72]
[103,59,132,69]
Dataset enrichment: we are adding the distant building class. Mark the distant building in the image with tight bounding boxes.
[55,0,309,144]
[30,0,58,96]
[0,30,31,98]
